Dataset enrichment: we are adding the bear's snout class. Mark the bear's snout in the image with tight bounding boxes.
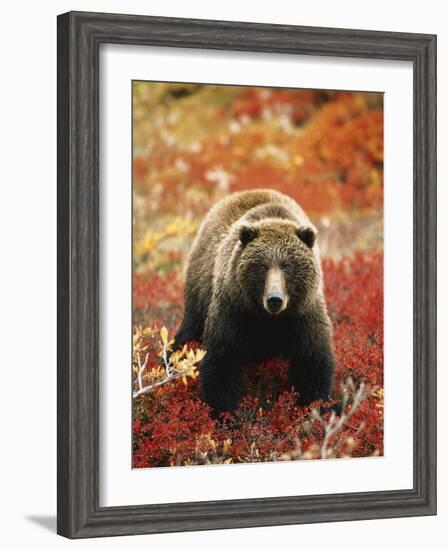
[263,267,288,314]
[266,292,284,313]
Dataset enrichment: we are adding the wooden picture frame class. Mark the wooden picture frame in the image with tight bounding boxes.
[57,10,437,538]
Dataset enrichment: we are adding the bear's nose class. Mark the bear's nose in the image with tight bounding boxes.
[267,292,284,312]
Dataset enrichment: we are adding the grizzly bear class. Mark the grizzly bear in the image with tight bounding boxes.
[174,189,335,416]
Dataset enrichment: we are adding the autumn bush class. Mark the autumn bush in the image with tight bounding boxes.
[132,83,384,468]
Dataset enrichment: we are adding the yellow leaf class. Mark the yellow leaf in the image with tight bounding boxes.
[160,326,168,346]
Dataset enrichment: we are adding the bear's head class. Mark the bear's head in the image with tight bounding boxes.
[236,220,320,316]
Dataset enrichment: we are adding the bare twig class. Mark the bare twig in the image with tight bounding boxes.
[136,352,149,395]
[314,381,368,459]
[133,372,184,398]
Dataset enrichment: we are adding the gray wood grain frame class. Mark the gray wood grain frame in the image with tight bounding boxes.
[57,11,437,538]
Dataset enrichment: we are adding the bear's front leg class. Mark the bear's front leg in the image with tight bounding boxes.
[288,313,335,405]
[200,350,242,417]
[200,298,245,416]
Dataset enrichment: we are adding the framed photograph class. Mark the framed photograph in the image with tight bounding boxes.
[57,11,437,538]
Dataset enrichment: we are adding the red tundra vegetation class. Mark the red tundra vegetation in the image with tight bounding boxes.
[132,84,384,467]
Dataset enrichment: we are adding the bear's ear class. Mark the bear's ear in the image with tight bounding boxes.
[239,225,259,246]
[296,227,316,249]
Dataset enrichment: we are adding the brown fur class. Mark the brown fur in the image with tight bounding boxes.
[174,189,335,415]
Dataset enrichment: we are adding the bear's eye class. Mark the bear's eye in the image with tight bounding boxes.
[258,264,268,273]
[283,263,292,273]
